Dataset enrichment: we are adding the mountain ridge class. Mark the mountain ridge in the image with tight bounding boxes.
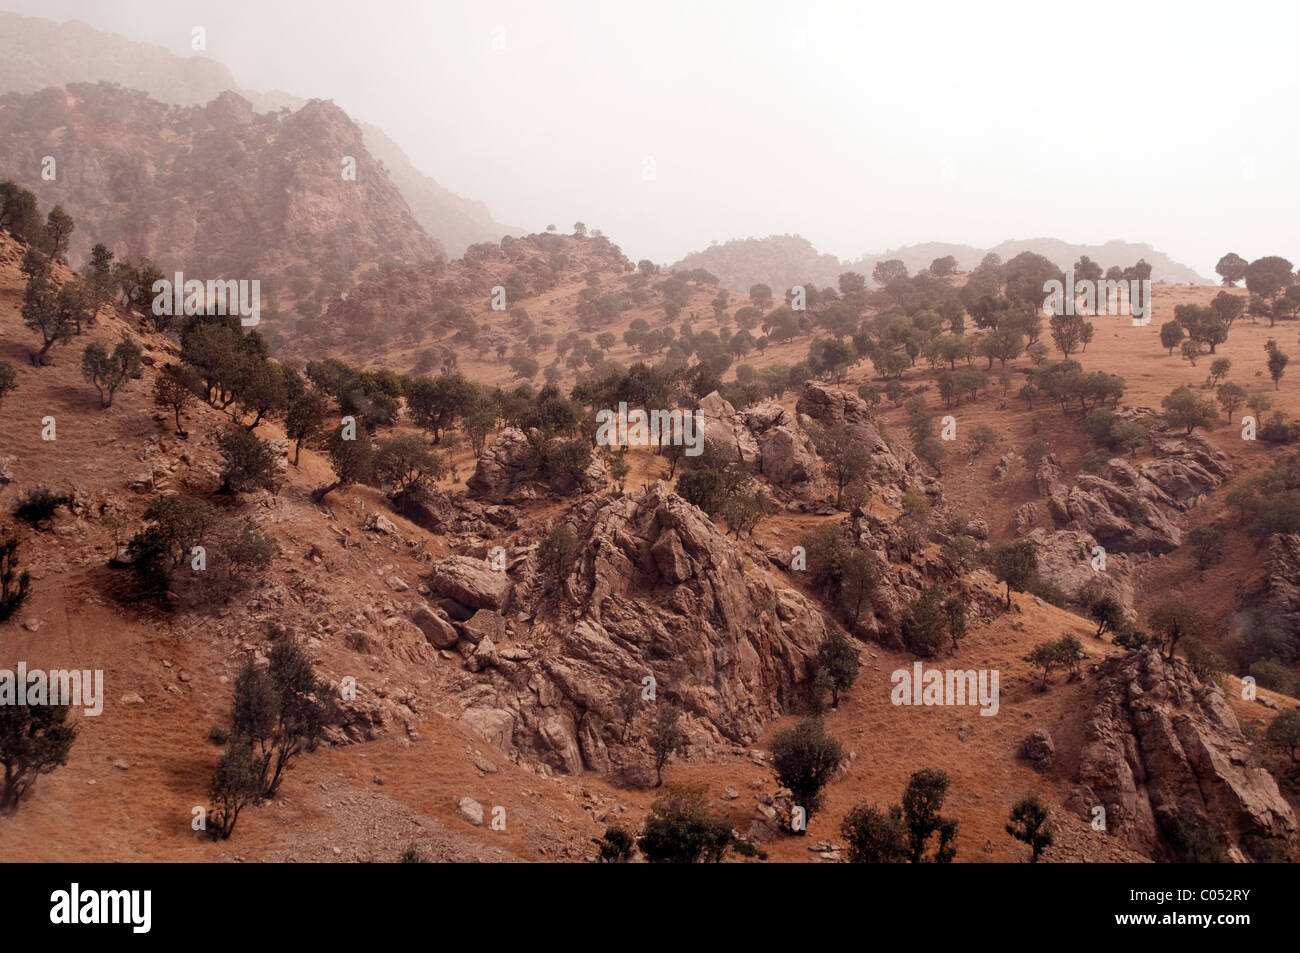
[0,11,520,257]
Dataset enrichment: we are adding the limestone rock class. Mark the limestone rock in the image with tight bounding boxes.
[1073,650,1296,861]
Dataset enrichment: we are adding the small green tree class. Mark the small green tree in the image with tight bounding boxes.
[649,703,688,787]
[770,717,845,823]
[807,420,873,508]
[1089,596,1125,638]
[637,785,739,863]
[1161,386,1216,435]
[814,632,860,708]
[1006,794,1053,862]
[1028,641,1062,689]
[1264,709,1300,765]
[902,768,957,863]
[1265,339,1289,390]
[152,365,198,435]
[594,825,636,862]
[0,361,17,408]
[313,423,375,502]
[1148,600,1205,660]
[217,426,282,494]
[208,737,263,839]
[1216,382,1246,423]
[990,541,1037,609]
[81,337,143,407]
[0,701,77,814]
[1186,526,1225,572]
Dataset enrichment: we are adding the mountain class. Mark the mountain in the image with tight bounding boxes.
[0,82,436,290]
[674,235,1210,292]
[0,11,518,256]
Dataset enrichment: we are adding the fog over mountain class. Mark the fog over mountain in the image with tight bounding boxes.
[0,0,1294,275]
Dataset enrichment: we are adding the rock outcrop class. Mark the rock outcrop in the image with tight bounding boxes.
[1040,435,1230,555]
[1073,650,1296,862]
[795,382,940,506]
[452,482,834,783]
[467,427,608,503]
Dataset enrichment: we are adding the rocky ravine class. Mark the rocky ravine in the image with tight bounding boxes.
[1073,650,1296,862]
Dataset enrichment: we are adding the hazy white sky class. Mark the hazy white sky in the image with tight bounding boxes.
[6,0,1297,275]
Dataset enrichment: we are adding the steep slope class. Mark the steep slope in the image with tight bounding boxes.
[0,82,437,291]
[0,11,518,256]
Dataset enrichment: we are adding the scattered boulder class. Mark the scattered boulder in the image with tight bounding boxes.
[428,555,513,611]
[1021,728,1055,771]
[456,796,485,826]
[410,606,458,648]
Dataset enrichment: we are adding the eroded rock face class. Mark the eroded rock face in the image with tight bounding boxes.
[1074,650,1296,862]
[455,482,833,782]
[466,427,607,503]
[1263,534,1300,629]
[1040,435,1231,555]
[695,392,761,463]
[1025,528,1133,609]
[795,382,939,506]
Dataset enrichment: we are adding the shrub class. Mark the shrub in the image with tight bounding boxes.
[969,424,998,455]
[1186,526,1226,571]
[841,802,908,862]
[649,704,688,787]
[901,586,949,658]
[637,785,738,863]
[902,768,958,863]
[217,427,282,494]
[594,825,636,862]
[813,632,860,708]
[14,488,67,525]
[990,540,1037,609]
[207,737,262,839]
[1022,439,1049,468]
[0,534,31,621]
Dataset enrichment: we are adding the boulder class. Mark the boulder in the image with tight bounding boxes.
[1021,728,1055,771]
[411,606,459,648]
[795,382,939,506]
[456,797,485,826]
[459,609,507,646]
[428,555,513,610]
[455,481,833,776]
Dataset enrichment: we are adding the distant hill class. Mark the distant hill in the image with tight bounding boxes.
[672,235,846,293]
[853,238,1210,286]
[0,11,519,256]
[674,235,1210,292]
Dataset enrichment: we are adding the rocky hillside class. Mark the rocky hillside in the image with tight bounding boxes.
[0,11,518,256]
[0,82,437,296]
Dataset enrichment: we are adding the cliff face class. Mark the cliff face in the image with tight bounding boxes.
[1074,650,1296,862]
[0,83,439,294]
[0,12,518,258]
